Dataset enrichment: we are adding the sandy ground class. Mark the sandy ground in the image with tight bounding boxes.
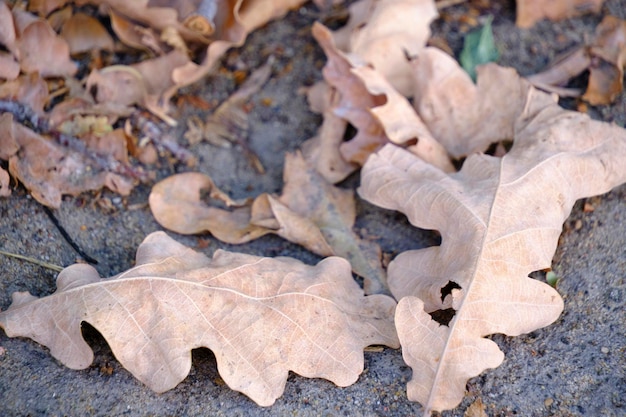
[0,1,624,416]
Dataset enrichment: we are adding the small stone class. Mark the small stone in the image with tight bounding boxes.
[601,347,609,354]
[574,219,583,230]
[544,398,554,408]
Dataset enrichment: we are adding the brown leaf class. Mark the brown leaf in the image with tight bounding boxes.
[0,113,133,208]
[0,1,18,57]
[583,15,626,105]
[0,73,49,114]
[0,231,399,406]
[13,9,77,77]
[60,12,114,55]
[464,398,488,417]
[0,166,10,197]
[516,0,604,28]
[359,63,626,413]
[300,95,358,184]
[527,16,626,105]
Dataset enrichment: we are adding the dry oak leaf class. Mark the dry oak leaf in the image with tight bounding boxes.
[516,0,604,28]
[11,8,77,77]
[150,152,389,294]
[583,15,626,105]
[359,65,626,414]
[412,47,528,159]
[527,15,626,105]
[311,24,452,177]
[0,231,399,406]
[330,0,438,96]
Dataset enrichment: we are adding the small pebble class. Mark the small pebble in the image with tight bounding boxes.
[601,347,609,354]
[544,398,554,407]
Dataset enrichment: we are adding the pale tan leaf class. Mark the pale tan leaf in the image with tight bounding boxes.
[149,172,268,242]
[412,48,530,159]
[0,166,10,197]
[0,231,399,406]
[0,1,18,57]
[516,0,604,28]
[0,73,49,114]
[273,152,388,295]
[350,65,454,172]
[312,21,452,176]
[359,63,626,413]
[331,0,438,96]
[0,52,19,81]
[150,152,389,294]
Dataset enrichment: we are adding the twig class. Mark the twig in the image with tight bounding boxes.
[436,0,467,10]
[130,111,197,166]
[0,99,150,182]
[0,250,64,272]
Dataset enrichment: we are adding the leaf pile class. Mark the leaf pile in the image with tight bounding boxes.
[0,0,326,206]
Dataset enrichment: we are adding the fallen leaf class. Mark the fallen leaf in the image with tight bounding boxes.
[149,171,269,242]
[0,113,133,208]
[516,0,604,28]
[526,48,590,97]
[300,91,358,184]
[359,61,626,413]
[583,15,626,105]
[0,166,10,197]
[60,12,114,55]
[185,59,272,172]
[412,47,526,159]
[330,0,438,96]
[311,23,453,174]
[527,15,626,105]
[0,52,19,81]
[13,9,77,77]
[0,73,49,114]
[150,151,389,294]
[464,398,488,417]
[459,16,499,81]
[0,231,399,406]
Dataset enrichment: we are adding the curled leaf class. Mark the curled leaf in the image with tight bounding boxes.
[150,152,389,294]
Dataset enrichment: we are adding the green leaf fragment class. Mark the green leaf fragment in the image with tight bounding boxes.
[546,271,559,287]
[460,16,499,81]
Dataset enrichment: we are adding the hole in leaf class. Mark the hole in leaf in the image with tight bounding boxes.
[428,308,456,326]
[440,280,461,302]
[343,123,357,142]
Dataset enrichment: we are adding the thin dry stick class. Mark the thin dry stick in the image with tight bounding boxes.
[0,250,64,272]
[436,0,467,9]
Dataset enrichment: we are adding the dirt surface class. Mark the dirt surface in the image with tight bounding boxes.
[1,1,625,416]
